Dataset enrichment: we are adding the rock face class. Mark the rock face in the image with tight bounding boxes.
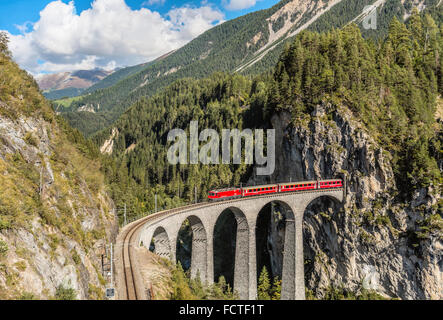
[253,103,442,299]
[0,113,118,300]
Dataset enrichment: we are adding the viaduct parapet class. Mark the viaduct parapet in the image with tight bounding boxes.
[138,188,344,300]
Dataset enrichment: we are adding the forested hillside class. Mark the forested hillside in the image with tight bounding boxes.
[92,11,442,299]
[58,0,438,137]
[96,10,441,222]
[270,14,442,193]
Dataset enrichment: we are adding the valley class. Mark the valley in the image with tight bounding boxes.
[0,0,441,301]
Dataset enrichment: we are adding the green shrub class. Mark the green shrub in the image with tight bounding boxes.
[71,249,81,265]
[14,261,27,271]
[0,240,8,257]
[0,217,10,231]
[55,284,77,300]
[24,132,38,147]
[19,292,37,300]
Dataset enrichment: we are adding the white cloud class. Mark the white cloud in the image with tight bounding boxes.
[4,0,224,74]
[14,21,33,34]
[224,0,258,11]
[141,0,166,6]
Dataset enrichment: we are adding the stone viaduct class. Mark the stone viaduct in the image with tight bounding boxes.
[137,188,344,300]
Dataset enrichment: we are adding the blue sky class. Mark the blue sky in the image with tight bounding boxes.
[0,0,279,74]
[1,0,280,34]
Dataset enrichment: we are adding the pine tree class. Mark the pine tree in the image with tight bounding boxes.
[257,266,271,300]
[271,276,282,300]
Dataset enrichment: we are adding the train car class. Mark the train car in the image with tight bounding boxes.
[208,188,242,201]
[208,179,343,201]
[279,181,317,192]
[242,184,279,197]
[318,179,342,189]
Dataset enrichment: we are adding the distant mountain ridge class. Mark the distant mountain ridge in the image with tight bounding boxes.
[37,68,114,100]
[37,68,113,91]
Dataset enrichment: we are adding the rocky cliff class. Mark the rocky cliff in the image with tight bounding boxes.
[0,47,118,299]
[253,102,442,299]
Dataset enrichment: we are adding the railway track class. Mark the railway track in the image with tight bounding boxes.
[120,202,209,300]
[119,187,344,299]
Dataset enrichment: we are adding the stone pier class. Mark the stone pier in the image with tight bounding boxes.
[138,189,344,300]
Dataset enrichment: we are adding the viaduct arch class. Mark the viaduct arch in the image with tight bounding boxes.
[138,188,344,300]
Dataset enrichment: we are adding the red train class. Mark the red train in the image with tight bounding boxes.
[208,179,343,201]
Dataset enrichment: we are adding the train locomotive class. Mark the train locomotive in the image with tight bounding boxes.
[208,179,343,201]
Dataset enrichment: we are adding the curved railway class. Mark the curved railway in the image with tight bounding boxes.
[120,202,208,300]
[118,186,345,300]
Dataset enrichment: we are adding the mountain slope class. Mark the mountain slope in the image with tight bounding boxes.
[56,0,360,136]
[60,0,437,137]
[0,35,117,299]
[94,13,442,299]
[84,62,153,94]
